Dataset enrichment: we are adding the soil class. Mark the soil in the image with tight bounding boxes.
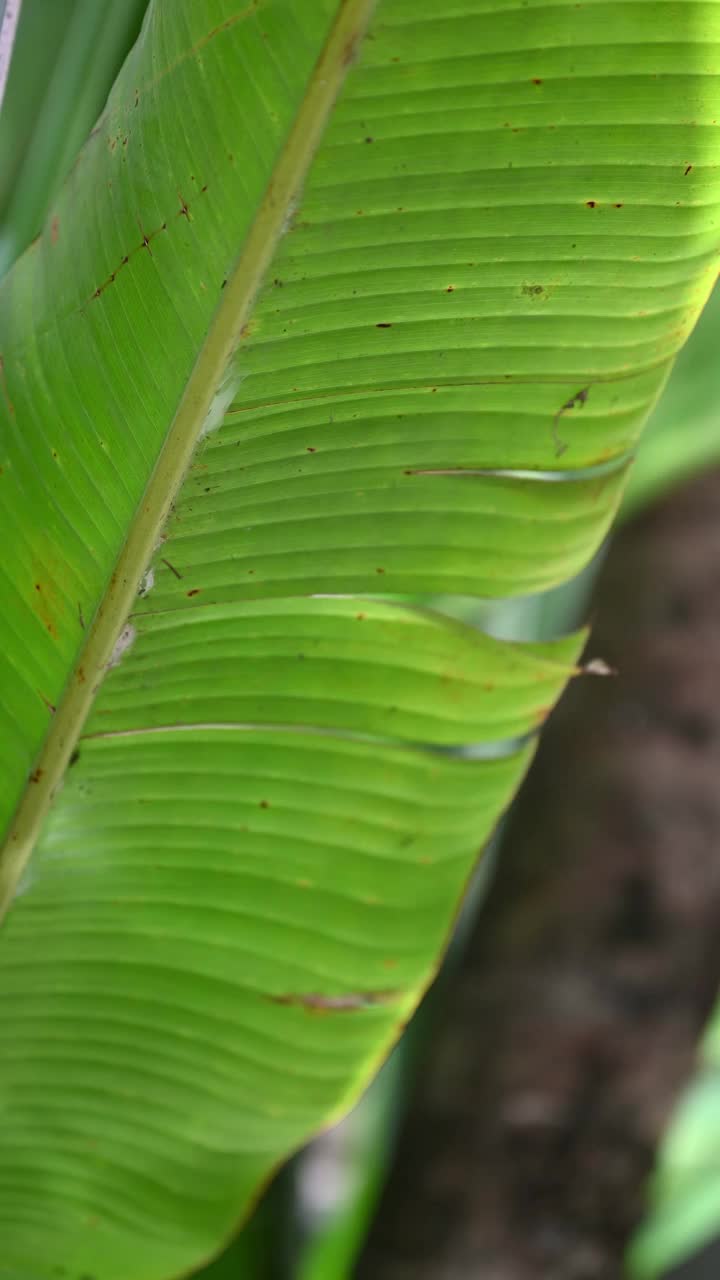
[355,469,720,1280]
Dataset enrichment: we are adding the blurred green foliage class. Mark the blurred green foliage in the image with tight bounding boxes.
[0,0,147,274]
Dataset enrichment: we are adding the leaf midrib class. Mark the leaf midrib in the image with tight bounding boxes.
[0,0,379,916]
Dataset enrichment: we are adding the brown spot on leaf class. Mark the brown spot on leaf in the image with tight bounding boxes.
[342,30,362,66]
[186,588,201,597]
[268,989,401,1012]
[552,385,590,457]
[29,768,43,783]
[586,200,597,208]
[376,322,392,328]
[684,163,693,175]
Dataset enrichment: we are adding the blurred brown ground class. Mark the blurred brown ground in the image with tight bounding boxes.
[356,469,720,1280]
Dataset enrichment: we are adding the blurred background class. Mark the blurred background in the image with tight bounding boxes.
[3,3,720,1277]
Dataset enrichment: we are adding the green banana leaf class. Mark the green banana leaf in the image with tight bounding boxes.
[1,2,720,1277]
[627,999,720,1278]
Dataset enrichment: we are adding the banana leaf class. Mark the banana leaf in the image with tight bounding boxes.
[1,2,720,1277]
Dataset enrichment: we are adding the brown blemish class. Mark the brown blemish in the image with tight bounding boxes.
[356,612,366,620]
[69,748,80,767]
[376,322,392,328]
[522,283,544,296]
[446,285,455,292]
[342,30,362,66]
[684,164,693,175]
[50,216,60,245]
[78,602,86,630]
[614,202,624,208]
[306,446,316,453]
[178,193,190,219]
[586,200,597,208]
[186,588,201,597]
[29,768,43,784]
[532,78,543,84]
[259,800,270,809]
[268,989,401,1012]
[86,217,169,302]
[77,667,86,684]
[552,385,590,457]
[376,567,385,574]
[161,558,182,579]
[37,691,57,715]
